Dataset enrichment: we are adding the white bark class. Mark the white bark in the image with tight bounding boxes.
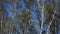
[40,0,44,34]
[46,9,56,34]
[46,0,57,34]
[37,0,44,34]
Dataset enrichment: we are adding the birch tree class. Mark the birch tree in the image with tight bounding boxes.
[11,0,18,34]
[0,2,5,34]
[37,0,44,34]
[0,1,9,34]
[45,0,56,34]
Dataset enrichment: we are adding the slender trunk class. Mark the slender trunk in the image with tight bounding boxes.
[12,0,18,33]
[0,2,4,34]
[23,9,30,34]
[55,0,57,34]
[37,0,44,34]
[46,0,57,34]
[22,17,26,34]
[37,0,41,26]
[23,16,27,34]
[7,18,9,34]
[1,14,3,34]
[46,9,56,34]
[23,23,26,34]
[55,21,57,34]
[12,7,15,34]
[6,18,10,34]
[40,0,44,34]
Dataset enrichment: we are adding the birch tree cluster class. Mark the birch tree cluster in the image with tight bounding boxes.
[0,0,60,34]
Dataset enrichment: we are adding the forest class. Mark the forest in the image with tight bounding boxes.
[0,0,60,34]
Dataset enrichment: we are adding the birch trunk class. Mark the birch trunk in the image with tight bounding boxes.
[55,0,57,34]
[40,0,44,34]
[46,0,56,34]
[12,0,18,34]
[37,0,44,34]
[46,8,56,34]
